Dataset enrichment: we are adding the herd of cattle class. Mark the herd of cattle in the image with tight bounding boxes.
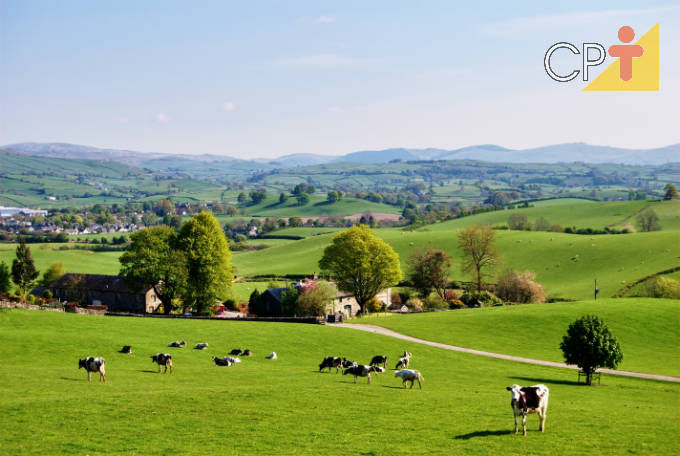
[78,345,549,435]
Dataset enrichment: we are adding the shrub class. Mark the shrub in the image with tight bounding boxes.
[444,289,459,301]
[495,269,546,303]
[460,291,502,308]
[297,281,337,316]
[448,298,466,309]
[534,217,550,231]
[550,224,564,233]
[42,290,53,299]
[398,290,413,304]
[508,214,531,230]
[639,276,680,299]
[365,297,383,313]
[404,297,423,311]
[390,291,402,306]
[423,294,448,310]
[223,298,237,311]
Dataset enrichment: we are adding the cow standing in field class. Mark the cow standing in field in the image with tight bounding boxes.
[395,351,412,369]
[343,365,384,384]
[319,356,343,373]
[152,353,174,373]
[370,355,387,369]
[506,384,550,436]
[78,357,106,383]
[394,369,423,389]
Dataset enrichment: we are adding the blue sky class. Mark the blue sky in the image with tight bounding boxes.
[1,0,678,158]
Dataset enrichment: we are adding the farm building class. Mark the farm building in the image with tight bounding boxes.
[47,273,160,314]
[259,280,391,317]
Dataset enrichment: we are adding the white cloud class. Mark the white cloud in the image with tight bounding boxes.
[155,113,169,123]
[118,116,129,124]
[277,54,358,69]
[481,5,678,36]
[222,101,236,112]
[328,106,344,113]
[314,15,334,24]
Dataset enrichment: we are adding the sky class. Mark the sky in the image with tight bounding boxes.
[1,0,678,159]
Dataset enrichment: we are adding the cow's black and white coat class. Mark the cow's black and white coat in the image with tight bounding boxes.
[152,353,174,373]
[369,355,387,368]
[342,364,384,384]
[319,356,343,373]
[78,357,106,382]
[395,351,412,369]
[506,384,549,435]
[168,341,186,348]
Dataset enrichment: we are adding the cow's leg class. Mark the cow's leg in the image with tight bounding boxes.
[403,380,407,388]
[513,413,518,434]
[522,412,527,436]
[354,375,357,384]
[157,364,161,373]
[417,378,422,389]
[100,370,105,383]
[539,409,546,432]
[410,379,414,389]
[87,371,91,382]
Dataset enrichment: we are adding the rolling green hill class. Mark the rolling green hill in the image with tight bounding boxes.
[0,308,677,455]
[348,298,680,377]
[239,193,401,217]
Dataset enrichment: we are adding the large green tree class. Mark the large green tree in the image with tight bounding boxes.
[178,212,233,315]
[636,208,661,232]
[319,225,401,314]
[39,262,66,287]
[407,249,452,300]
[458,225,500,292]
[119,226,188,314]
[11,237,40,302]
[560,315,623,385]
[664,183,678,200]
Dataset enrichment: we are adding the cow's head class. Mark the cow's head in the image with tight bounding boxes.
[506,384,522,402]
[78,359,86,369]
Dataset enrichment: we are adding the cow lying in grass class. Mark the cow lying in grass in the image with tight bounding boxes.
[78,357,106,382]
[394,369,423,389]
[343,365,385,384]
[119,345,132,354]
[370,355,387,369]
[168,341,186,348]
[242,349,253,357]
[194,343,209,350]
[266,352,277,360]
[395,351,412,369]
[506,384,549,436]
[213,356,240,366]
[152,353,174,373]
[229,349,242,356]
[319,356,343,373]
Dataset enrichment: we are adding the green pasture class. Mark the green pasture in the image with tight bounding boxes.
[0,243,121,276]
[0,309,678,455]
[238,194,401,218]
[348,298,680,377]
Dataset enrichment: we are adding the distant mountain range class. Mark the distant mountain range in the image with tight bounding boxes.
[2,141,678,168]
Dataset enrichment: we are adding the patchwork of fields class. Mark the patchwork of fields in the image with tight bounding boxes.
[0,308,678,455]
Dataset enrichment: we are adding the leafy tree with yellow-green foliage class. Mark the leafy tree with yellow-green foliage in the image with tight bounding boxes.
[319,225,401,314]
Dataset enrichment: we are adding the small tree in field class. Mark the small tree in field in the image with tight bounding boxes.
[458,225,501,293]
[664,183,678,200]
[0,261,11,296]
[407,249,452,300]
[11,237,39,302]
[560,315,623,385]
[636,209,661,232]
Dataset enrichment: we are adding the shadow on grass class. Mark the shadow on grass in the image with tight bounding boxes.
[381,385,406,389]
[139,370,161,374]
[509,376,581,386]
[60,377,82,382]
[453,430,512,440]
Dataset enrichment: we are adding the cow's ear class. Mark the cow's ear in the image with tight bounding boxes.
[506,386,512,391]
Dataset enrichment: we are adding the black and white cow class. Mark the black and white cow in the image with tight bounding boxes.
[229,349,243,356]
[119,345,132,354]
[395,351,412,369]
[342,357,357,369]
[168,341,186,348]
[212,356,232,367]
[194,343,209,350]
[369,355,387,368]
[151,353,174,373]
[78,357,106,382]
[319,356,343,373]
[342,364,384,384]
[242,349,253,357]
[506,384,550,435]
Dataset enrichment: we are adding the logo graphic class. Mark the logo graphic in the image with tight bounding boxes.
[584,23,658,91]
[544,23,659,91]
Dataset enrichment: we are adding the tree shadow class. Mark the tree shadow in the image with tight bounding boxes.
[453,430,512,440]
[509,376,581,386]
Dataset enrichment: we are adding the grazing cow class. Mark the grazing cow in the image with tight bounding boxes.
[151,353,174,373]
[395,351,412,369]
[394,369,424,389]
[370,355,387,368]
[226,356,241,364]
[342,357,357,369]
[229,349,243,356]
[343,364,384,384]
[242,349,253,357]
[119,345,132,354]
[319,356,343,373]
[212,356,232,367]
[506,384,550,436]
[266,352,277,360]
[78,357,106,383]
[194,343,209,350]
[168,341,186,348]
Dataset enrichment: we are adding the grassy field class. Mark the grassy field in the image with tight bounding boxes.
[347,298,680,377]
[0,308,678,455]
[238,194,401,218]
[0,243,121,276]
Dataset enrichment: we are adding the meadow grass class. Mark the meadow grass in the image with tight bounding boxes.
[0,308,678,455]
[347,298,680,377]
[0,243,121,276]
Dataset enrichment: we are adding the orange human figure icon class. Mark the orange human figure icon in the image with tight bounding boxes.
[608,26,643,81]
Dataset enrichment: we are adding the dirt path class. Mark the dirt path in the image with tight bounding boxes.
[330,323,680,383]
